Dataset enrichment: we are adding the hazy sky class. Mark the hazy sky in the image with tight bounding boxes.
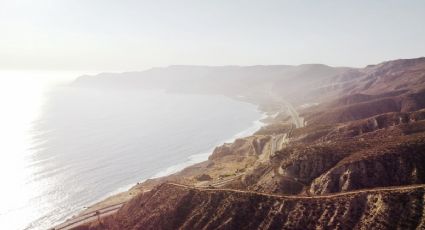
[1,0,424,71]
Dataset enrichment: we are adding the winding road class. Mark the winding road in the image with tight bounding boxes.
[167,182,425,199]
[54,203,125,230]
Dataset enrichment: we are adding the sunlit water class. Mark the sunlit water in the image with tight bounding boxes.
[0,71,263,230]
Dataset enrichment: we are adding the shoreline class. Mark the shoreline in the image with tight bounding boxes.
[151,112,267,179]
[57,108,270,227]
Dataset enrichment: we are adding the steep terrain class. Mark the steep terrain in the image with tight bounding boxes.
[67,57,425,230]
[79,183,425,230]
[303,58,425,125]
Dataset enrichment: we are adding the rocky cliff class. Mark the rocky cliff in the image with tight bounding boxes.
[80,183,425,230]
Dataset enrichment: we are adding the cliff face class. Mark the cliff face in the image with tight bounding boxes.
[309,134,425,195]
[209,136,271,161]
[69,57,425,230]
[82,183,425,230]
[251,111,425,195]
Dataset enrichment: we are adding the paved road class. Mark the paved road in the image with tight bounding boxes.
[270,135,277,156]
[54,203,125,230]
[269,133,288,157]
[267,89,303,129]
[269,100,299,157]
[200,173,245,188]
[167,182,425,199]
[282,100,304,128]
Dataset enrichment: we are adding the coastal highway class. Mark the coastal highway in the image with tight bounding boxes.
[269,100,300,157]
[268,89,304,128]
[270,133,290,157]
[271,135,277,156]
[282,100,304,128]
[53,203,125,230]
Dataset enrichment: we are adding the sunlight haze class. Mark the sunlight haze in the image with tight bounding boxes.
[1,0,424,71]
[1,1,425,229]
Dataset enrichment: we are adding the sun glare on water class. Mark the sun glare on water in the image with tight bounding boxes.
[0,71,79,229]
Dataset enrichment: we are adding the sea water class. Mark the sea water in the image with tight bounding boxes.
[0,72,262,230]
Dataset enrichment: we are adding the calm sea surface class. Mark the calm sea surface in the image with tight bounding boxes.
[0,72,262,230]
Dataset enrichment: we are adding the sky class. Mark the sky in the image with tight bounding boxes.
[0,0,424,72]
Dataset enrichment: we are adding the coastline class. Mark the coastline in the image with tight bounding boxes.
[151,112,267,179]
[57,109,269,227]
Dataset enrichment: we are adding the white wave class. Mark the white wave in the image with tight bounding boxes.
[151,112,267,179]
[151,152,211,179]
[224,112,267,143]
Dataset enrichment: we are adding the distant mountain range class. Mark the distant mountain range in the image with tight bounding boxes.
[75,57,425,107]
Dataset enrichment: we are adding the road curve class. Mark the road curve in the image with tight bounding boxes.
[54,203,124,230]
[166,182,425,199]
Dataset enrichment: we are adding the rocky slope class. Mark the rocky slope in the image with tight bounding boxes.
[79,183,425,230]
[68,57,425,230]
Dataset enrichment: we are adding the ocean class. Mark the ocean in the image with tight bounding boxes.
[0,72,263,230]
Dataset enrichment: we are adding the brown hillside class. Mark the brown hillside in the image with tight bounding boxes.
[79,183,425,230]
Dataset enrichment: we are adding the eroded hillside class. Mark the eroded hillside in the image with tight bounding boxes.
[80,183,425,230]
